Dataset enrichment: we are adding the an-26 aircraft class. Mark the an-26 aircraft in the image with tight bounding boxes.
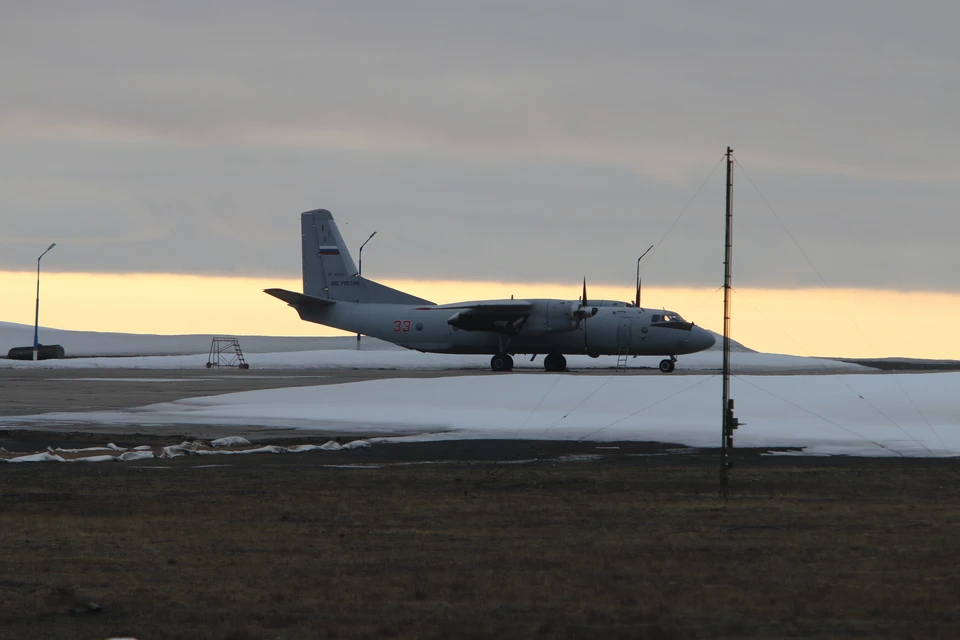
[266,209,716,372]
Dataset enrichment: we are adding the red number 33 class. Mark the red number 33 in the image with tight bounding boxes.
[393,320,411,332]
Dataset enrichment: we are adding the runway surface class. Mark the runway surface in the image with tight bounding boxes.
[0,360,912,419]
[0,367,487,416]
[0,363,770,419]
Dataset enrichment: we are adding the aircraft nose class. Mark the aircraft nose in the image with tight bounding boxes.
[694,326,716,352]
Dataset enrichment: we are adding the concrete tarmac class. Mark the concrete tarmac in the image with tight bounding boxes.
[0,363,736,418]
[0,358,926,419]
[0,367,490,417]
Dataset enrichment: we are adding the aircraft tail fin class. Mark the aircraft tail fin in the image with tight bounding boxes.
[300,210,433,305]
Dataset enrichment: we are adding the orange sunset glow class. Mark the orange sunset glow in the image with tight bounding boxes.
[2,271,957,360]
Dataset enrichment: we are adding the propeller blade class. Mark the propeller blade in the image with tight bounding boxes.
[582,277,589,352]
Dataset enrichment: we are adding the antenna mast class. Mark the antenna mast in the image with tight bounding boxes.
[721,147,739,497]
[635,244,654,307]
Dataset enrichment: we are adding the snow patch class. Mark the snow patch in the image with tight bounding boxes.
[8,452,66,463]
[72,455,120,463]
[119,451,155,461]
[52,446,115,453]
[211,436,251,447]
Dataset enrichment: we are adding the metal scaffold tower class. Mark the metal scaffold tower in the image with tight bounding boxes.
[206,337,249,370]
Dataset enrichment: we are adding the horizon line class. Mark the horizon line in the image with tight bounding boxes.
[1,270,955,297]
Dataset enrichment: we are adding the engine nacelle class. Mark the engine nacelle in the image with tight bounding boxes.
[543,301,598,333]
[572,303,599,321]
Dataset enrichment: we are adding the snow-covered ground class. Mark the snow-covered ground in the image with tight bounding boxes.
[4,373,957,457]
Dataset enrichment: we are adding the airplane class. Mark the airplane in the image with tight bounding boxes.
[265,209,716,372]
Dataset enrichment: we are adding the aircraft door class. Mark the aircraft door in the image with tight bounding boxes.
[617,317,632,351]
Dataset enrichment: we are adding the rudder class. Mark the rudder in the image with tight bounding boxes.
[300,209,433,305]
[301,210,358,299]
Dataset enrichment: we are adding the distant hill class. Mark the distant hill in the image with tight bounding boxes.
[0,321,401,357]
[706,330,754,353]
[836,357,960,372]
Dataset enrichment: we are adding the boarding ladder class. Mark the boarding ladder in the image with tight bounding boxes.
[206,337,249,370]
[615,347,629,371]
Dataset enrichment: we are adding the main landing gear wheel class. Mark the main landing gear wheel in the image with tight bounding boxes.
[491,352,514,372]
[659,358,676,373]
[544,353,567,372]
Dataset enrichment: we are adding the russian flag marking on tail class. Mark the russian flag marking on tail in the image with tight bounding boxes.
[317,246,341,255]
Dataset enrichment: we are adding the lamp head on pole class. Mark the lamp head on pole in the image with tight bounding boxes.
[357,231,378,277]
[39,243,57,261]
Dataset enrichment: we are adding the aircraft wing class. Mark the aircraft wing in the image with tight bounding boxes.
[417,299,534,334]
[416,299,532,312]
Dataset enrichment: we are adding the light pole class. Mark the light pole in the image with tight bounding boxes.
[33,242,56,361]
[356,231,377,350]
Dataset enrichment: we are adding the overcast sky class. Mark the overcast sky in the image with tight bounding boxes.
[2,1,958,291]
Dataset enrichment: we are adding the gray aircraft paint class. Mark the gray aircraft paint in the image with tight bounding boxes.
[268,210,715,368]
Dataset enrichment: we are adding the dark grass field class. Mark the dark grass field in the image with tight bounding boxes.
[2,440,960,639]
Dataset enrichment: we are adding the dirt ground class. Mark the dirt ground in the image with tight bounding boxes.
[2,439,960,639]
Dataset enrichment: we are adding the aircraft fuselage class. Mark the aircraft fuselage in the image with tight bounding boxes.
[296,299,714,357]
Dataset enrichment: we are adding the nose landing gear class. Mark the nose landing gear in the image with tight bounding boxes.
[659,356,677,373]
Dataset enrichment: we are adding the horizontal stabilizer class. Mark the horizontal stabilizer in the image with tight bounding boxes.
[264,288,335,309]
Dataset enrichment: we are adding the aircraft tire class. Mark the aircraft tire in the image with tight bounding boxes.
[659,359,675,373]
[544,353,567,372]
[491,353,513,372]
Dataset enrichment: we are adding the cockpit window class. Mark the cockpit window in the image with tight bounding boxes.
[652,313,685,323]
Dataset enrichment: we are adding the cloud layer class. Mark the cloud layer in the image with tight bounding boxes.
[2,1,958,289]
